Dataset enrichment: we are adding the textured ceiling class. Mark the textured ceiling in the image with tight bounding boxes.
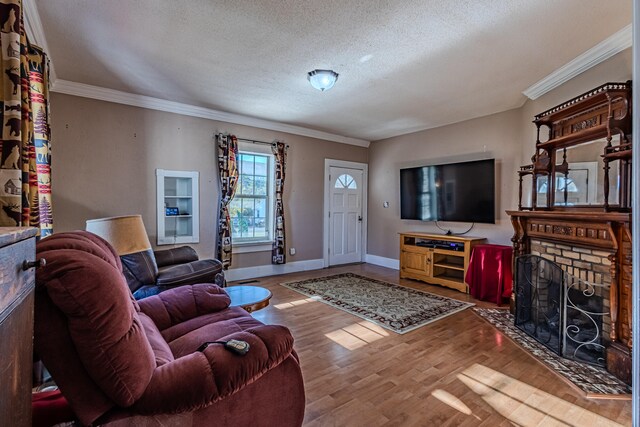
[35,0,631,141]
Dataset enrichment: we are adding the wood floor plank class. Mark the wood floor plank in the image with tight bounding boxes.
[236,263,632,426]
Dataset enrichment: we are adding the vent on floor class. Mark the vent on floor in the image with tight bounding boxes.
[238,279,260,285]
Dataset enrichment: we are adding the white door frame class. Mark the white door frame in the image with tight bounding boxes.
[323,159,368,267]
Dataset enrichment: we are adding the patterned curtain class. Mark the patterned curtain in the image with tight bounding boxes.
[271,141,287,264]
[216,133,239,269]
[0,0,52,237]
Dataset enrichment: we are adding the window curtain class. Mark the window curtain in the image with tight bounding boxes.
[0,1,52,237]
[216,133,239,269]
[271,141,288,264]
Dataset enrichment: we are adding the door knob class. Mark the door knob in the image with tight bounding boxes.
[358,216,362,222]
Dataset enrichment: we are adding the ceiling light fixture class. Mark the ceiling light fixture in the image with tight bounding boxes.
[307,69,339,92]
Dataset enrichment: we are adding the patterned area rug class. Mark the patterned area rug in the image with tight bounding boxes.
[473,308,631,396]
[281,273,473,334]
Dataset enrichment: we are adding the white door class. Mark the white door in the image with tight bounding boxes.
[329,167,363,265]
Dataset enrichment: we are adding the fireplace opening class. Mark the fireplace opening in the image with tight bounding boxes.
[515,255,608,367]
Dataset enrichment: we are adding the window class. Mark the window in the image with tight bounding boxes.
[538,177,579,193]
[335,173,357,189]
[229,147,274,244]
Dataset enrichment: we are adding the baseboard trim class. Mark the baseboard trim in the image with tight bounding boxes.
[365,254,400,270]
[225,258,325,282]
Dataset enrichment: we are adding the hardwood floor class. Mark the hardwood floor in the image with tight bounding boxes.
[231,263,632,426]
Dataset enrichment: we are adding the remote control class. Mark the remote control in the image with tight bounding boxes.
[225,339,250,355]
[197,340,250,355]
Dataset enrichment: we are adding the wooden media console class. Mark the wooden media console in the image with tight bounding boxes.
[399,232,486,293]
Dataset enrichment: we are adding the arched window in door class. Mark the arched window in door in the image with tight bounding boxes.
[335,174,357,189]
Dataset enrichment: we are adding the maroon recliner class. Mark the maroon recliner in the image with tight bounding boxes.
[33,231,305,426]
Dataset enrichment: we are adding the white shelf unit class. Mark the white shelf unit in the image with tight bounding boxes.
[156,169,200,245]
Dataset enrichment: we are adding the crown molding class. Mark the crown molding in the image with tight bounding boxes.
[23,0,57,83]
[51,80,370,147]
[523,24,631,100]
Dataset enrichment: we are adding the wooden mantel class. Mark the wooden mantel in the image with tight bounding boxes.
[507,210,631,253]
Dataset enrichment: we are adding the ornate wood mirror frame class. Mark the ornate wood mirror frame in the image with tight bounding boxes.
[518,81,632,211]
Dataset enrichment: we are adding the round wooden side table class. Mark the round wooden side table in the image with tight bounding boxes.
[226,285,272,313]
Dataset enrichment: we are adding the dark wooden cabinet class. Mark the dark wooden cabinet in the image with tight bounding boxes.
[0,227,38,427]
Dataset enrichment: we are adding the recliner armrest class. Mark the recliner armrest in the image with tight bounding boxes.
[153,246,199,269]
[132,325,294,414]
[138,284,230,330]
[156,259,223,287]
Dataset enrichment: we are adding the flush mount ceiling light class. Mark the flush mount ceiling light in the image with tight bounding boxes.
[307,69,339,92]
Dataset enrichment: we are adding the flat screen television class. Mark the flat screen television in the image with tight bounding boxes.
[400,158,495,223]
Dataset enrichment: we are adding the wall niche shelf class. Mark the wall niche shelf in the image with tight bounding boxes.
[156,169,200,245]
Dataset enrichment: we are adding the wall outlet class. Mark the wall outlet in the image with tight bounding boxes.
[289,247,296,255]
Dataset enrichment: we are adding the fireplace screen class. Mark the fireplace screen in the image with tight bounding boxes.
[515,255,608,367]
[515,255,564,355]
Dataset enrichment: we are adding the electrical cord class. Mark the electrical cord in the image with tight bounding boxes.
[435,221,475,236]
[434,221,450,234]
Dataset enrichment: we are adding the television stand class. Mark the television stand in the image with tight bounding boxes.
[399,232,486,293]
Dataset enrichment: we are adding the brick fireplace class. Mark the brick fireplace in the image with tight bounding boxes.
[529,239,612,342]
[508,210,632,384]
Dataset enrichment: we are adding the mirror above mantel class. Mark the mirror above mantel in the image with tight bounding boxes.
[550,136,620,207]
[517,81,632,212]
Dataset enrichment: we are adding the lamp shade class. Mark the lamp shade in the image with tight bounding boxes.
[307,69,339,91]
[86,215,151,255]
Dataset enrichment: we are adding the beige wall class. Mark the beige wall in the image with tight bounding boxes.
[51,48,631,267]
[367,108,522,259]
[50,93,368,268]
[366,48,632,260]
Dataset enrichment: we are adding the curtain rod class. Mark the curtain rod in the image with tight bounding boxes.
[237,138,274,146]
[237,137,289,149]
